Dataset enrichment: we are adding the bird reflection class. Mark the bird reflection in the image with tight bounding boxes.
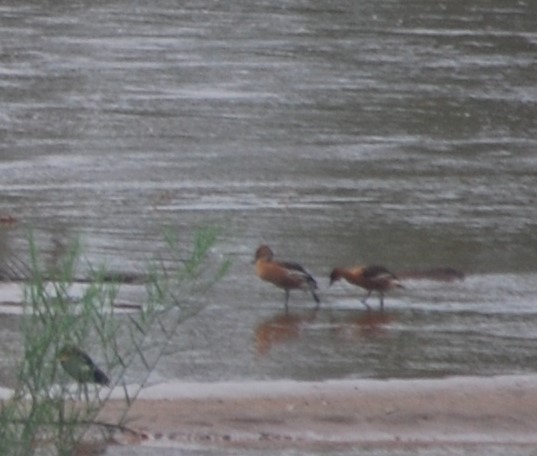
[254,308,397,354]
[332,311,395,340]
[255,311,317,355]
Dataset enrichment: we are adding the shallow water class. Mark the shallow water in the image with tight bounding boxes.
[0,0,536,391]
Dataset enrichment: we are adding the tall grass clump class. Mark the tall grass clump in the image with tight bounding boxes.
[0,227,230,455]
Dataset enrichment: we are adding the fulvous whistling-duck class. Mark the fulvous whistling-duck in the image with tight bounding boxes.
[329,265,404,311]
[254,245,320,312]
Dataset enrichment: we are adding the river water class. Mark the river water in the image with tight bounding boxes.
[0,0,536,393]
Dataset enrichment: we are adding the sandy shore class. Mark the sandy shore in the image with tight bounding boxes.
[98,375,537,451]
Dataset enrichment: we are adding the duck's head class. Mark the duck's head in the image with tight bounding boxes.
[329,268,342,285]
[255,245,274,262]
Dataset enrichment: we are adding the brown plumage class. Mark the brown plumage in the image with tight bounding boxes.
[254,245,320,312]
[329,265,404,311]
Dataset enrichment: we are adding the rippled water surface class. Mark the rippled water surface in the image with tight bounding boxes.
[0,0,536,390]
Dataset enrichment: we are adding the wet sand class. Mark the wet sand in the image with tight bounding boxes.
[101,375,537,452]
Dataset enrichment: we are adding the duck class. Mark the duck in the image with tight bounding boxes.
[254,245,320,312]
[329,265,404,311]
[58,345,110,386]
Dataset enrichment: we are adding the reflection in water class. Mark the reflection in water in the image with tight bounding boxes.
[255,309,395,355]
[332,312,396,341]
[255,311,317,355]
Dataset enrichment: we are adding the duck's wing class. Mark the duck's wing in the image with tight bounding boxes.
[363,265,398,282]
[71,347,110,386]
[279,261,318,287]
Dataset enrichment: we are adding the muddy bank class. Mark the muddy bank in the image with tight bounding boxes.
[100,375,537,451]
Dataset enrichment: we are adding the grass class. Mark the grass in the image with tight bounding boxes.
[0,226,230,455]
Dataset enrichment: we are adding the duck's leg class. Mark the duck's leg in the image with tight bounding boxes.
[311,288,320,310]
[284,290,290,313]
[361,290,372,311]
[379,291,385,313]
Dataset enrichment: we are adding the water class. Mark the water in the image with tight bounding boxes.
[1,0,536,391]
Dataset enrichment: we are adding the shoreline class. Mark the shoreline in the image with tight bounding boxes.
[97,374,537,450]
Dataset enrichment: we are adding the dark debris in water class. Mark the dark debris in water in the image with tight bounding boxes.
[398,268,465,282]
